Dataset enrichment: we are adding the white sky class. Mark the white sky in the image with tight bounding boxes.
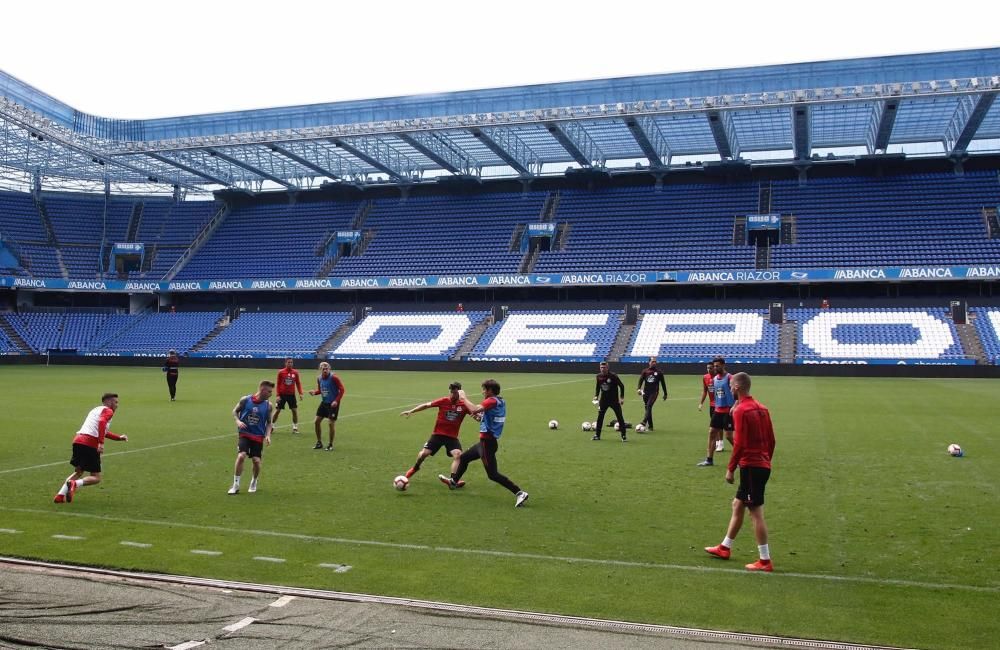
[0,0,997,119]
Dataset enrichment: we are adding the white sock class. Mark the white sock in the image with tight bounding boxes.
[58,483,69,496]
[233,476,240,486]
[250,478,258,485]
[758,544,770,561]
[722,536,734,548]
[74,479,85,488]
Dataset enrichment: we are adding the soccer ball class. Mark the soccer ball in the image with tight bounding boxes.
[612,420,620,431]
[582,421,592,431]
[393,475,409,491]
[947,443,963,457]
[635,423,646,433]
[591,421,597,430]
[548,420,559,430]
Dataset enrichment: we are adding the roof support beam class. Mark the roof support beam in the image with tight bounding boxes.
[870,99,900,152]
[792,105,811,160]
[269,143,343,180]
[330,137,415,182]
[624,116,670,167]
[396,131,478,175]
[947,92,997,154]
[706,110,740,160]
[469,127,540,176]
[144,151,232,187]
[206,147,295,189]
[544,121,604,167]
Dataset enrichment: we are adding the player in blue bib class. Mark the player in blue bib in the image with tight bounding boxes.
[228,380,274,495]
[439,379,529,508]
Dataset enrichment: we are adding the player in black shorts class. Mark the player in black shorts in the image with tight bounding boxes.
[399,382,469,483]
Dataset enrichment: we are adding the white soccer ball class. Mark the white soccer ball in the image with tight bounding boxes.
[635,424,646,433]
[548,420,559,430]
[591,421,597,430]
[947,443,963,457]
[393,475,409,491]
[582,421,592,431]
[613,421,620,431]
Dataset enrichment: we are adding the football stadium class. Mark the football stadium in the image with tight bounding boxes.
[1,25,999,649]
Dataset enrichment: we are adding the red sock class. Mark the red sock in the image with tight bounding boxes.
[405,467,417,478]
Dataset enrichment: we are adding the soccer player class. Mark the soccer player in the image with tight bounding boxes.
[53,393,128,503]
[698,362,715,417]
[272,358,304,433]
[698,357,735,466]
[162,349,180,401]
[228,380,274,495]
[636,356,668,431]
[438,379,529,508]
[704,372,776,572]
[592,361,627,441]
[399,381,468,482]
[310,361,345,450]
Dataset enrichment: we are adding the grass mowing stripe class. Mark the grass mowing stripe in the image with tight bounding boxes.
[8,507,995,594]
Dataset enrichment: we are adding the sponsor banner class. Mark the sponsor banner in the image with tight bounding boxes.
[113,242,145,254]
[466,356,605,363]
[621,356,778,364]
[188,351,314,359]
[796,358,976,365]
[2,265,996,294]
[746,214,781,230]
[327,354,452,361]
[79,351,168,357]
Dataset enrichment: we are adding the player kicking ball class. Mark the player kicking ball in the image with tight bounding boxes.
[399,381,469,486]
[228,380,274,495]
[54,393,128,503]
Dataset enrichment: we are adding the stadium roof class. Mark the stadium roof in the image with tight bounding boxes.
[1,48,999,194]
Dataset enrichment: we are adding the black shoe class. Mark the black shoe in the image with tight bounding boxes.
[591,434,601,441]
[325,444,334,451]
[313,442,323,450]
[621,434,628,442]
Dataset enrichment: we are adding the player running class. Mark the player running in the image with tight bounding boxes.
[438,379,529,508]
[704,372,776,571]
[636,356,668,431]
[592,361,627,442]
[699,358,735,466]
[310,362,345,450]
[399,381,469,483]
[53,393,128,503]
[228,380,274,495]
[272,358,304,433]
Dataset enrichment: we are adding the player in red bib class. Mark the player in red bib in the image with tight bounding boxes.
[704,372,776,572]
[53,392,128,503]
[272,358,304,433]
[399,381,469,484]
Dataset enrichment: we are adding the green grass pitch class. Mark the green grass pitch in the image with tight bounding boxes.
[1,365,997,648]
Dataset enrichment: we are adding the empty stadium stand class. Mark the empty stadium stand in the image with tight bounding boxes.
[330,311,491,360]
[93,311,224,355]
[788,308,967,362]
[621,309,780,363]
[470,310,622,361]
[196,311,352,357]
[971,308,1000,364]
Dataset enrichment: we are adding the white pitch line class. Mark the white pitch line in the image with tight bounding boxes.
[8,507,995,594]
[120,541,152,548]
[253,556,286,563]
[0,528,21,534]
[269,595,296,608]
[51,534,84,540]
[167,641,206,650]
[222,616,256,633]
[190,549,222,556]
[318,563,353,573]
